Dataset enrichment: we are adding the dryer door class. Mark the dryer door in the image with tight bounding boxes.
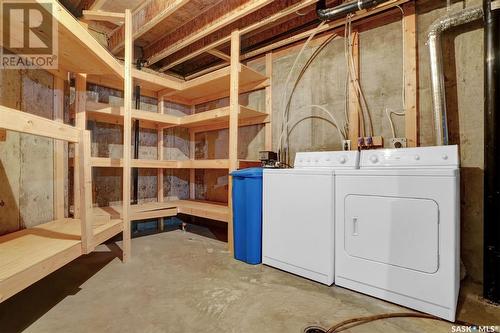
[344,195,439,273]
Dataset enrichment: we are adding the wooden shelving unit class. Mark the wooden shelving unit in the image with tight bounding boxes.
[0,106,123,303]
[0,4,272,303]
[83,20,271,254]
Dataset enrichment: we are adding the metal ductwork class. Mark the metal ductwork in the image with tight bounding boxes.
[428,6,483,145]
[484,0,500,304]
[316,0,391,21]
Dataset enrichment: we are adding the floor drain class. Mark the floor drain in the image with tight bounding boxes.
[303,325,327,333]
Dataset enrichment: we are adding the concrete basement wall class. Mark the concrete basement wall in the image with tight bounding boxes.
[0,0,484,286]
[0,69,67,235]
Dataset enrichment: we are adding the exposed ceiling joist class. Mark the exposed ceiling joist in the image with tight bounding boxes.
[108,0,191,54]
[145,0,275,66]
[89,0,108,11]
[155,0,318,72]
[207,49,231,62]
[82,10,125,24]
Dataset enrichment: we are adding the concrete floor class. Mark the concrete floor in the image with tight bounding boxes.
[1,227,499,333]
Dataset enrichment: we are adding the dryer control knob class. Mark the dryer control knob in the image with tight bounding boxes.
[369,155,378,163]
[414,155,420,161]
[339,156,347,164]
[442,154,448,160]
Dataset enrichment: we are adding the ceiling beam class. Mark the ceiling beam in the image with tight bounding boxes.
[154,0,318,72]
[82,10,125,24]
[144,0,275,66]
[107,0,190,54]
[89,0,108,11]
[207,49,231,62]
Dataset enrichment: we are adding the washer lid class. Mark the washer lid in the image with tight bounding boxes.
[294,151,359,169]
[360,145,459,169]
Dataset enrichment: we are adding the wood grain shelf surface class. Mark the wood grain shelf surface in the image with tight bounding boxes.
[162,65,269,105]
[93,200,229,223]
[0,217,122,302]
[86,102,268,130]
[90,157,260,169]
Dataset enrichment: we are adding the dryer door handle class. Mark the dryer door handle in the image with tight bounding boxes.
[352,217,359,236]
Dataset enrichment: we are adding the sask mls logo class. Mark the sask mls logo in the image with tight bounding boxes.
[1,0,58,69]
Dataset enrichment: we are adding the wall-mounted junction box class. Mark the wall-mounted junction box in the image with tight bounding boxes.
[390,138,407,149]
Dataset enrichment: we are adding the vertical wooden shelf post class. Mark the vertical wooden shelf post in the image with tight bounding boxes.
[53,76,65,219]
[228,30,241,253]
[122,8,133,262]
[79,130,93,253]
[403,1,418,147]
[348,30,361,148]
[157,96,164,231]
[74,73,87,218]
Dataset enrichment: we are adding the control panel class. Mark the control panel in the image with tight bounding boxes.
[294,151,359,168]
[359,145,459,168]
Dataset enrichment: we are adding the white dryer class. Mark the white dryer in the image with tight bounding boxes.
[263,151,359,285]
[334,145,460,321]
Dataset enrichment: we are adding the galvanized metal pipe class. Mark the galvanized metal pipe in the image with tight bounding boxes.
[428,6,483,145]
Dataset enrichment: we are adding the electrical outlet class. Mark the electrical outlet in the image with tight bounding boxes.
[342,140,351,151]
[390,138,407,149]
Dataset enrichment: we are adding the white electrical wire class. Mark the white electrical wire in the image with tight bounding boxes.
[279,21,326,143]
[383,6,407,140]
[277,105,347,152]
[385,108,406,138]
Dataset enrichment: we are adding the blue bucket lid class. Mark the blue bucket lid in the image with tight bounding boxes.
[230,167,263,178]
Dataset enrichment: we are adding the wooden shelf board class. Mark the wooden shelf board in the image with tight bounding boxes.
[164,65,268,105]
[90,157,123,167]
[131,68,182,94]
[20,2,122,76]
[93,200,229,223]
[90,157,258,170]
[181,106,268,128]
[0,218,122,303]
[86,102,268,130]
[175,200,229,223]
[86,101,179,129]
[131,159,180,169]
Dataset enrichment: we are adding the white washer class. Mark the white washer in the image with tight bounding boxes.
[335,145,460,321]
[263,151,359,285]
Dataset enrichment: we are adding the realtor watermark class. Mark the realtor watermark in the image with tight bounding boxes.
[1,0,58,69]
[451,326,500,332]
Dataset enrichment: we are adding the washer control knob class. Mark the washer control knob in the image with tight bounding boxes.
[442,154,448,160]
[369,155,379,163]
[414,155,420,161]
[339,156,347,164]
